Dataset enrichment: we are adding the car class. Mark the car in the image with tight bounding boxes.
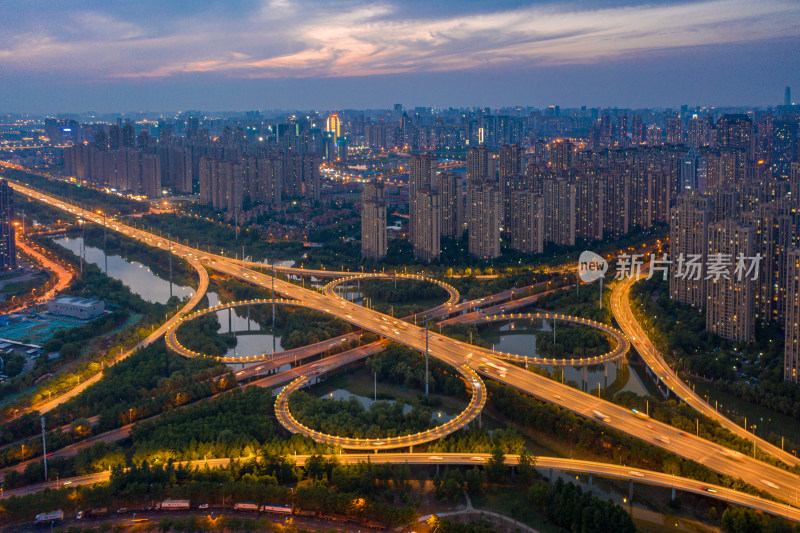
[628,471,645,478]
[761,479,779,489]
[117,508,127,514]
[76,511,84,520]
[656,436,671,444]
[198,503,209,509]
[679,432,689,437]
[429,456,443,460]
[699,486,717,493]
[63,481,72,485]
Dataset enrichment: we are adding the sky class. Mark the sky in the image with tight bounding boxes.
[1,0,799,113]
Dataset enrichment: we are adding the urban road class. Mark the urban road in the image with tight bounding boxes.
[8,181,800,512]
[6,455,800,523]
[611,270,798,467]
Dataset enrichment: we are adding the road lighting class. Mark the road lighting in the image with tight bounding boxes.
[97,210,107,274]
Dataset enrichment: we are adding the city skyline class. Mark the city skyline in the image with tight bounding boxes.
[1,0,799,113]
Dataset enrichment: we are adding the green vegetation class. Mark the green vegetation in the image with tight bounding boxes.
[14,191,77,226]
[289,390,437,438]
[176,313,235,357]
[0,271,49,298]
[2,168,146,216]
[289,344,468,439]
[528,478,637,533]
[358,278,449,316]
[0,311,129,402]
[0,343,231,483]
[274,307,354,350]
[630,275,800,450]
[533,325,611,359]
[721,506,799,532]
[487,382,769,498]
[0,353,25,378]
[129,387,329,465]
[139,212,303,261]
[1,455,418,527]
[365,343,467,397]
[80,225,196,287]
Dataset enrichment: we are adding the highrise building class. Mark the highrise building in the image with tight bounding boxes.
[409,153,435,245]
[542,179,576,246]
[705,219,756,342]
[687,115,710,150]
[326,114,341,138]
[438,172,463,239]
[508,191,543,254]
[669,193,710,308]
[666,117,682,145]
[0,180,16,270]
[361,180,387,260]
[467,179,501,259]
[413,188,441,263]
[785,248,800,382]
[772,120,798,179]
[549,139,574,173]
[716,114,752,154]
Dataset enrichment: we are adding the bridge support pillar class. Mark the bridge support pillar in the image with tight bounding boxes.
[671,487,676,501]
[628,479,633,505]
[228,308,232,333]
[549,468,553,483]
[247,306,251,331]
[436,464,440,476]
[511,466,515,480]
[588,474,592,495]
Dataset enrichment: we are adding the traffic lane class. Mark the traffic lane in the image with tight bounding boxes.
[15,185,798,503]
[611,275,796,466]
[494,364,795,495]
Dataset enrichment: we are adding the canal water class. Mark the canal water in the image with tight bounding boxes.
[481,320,649,395]
[53,236,194,304]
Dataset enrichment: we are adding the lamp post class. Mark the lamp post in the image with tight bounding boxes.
[97,210,107,274]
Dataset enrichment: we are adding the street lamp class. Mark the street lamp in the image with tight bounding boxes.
[97,210,107,274]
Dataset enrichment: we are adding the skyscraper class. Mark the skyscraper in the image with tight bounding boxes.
[413,188,441,263]
[716,114,752,154]
[508,191,543,254]
[409,153,435,245]
[785,248,800,382]
[669,193,710,308]
[438,172,463,239]
[361,180,387,260]
[326,113,341,138]
[705,219,756,342]
[467,179,501,260]
[0,180,16,270]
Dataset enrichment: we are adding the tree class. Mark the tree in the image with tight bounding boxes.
[517,448,538,484]
[464,467,484,495]
[485,447,506,482]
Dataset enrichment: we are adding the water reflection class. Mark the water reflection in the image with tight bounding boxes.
[322,389,456,423]
[482,320,648,395]
[54,236,194,304]
[205,292,285,360]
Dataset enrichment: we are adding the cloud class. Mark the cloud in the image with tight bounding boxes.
[0,0,798,81]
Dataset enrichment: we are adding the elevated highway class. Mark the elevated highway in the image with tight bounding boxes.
[5,454,800,524]
[10,181,800,505]
[612,272,798,467]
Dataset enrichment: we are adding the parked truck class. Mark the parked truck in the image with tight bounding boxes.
[161,500,191,511]
[233,502,259,512]
[35,511,63,523]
